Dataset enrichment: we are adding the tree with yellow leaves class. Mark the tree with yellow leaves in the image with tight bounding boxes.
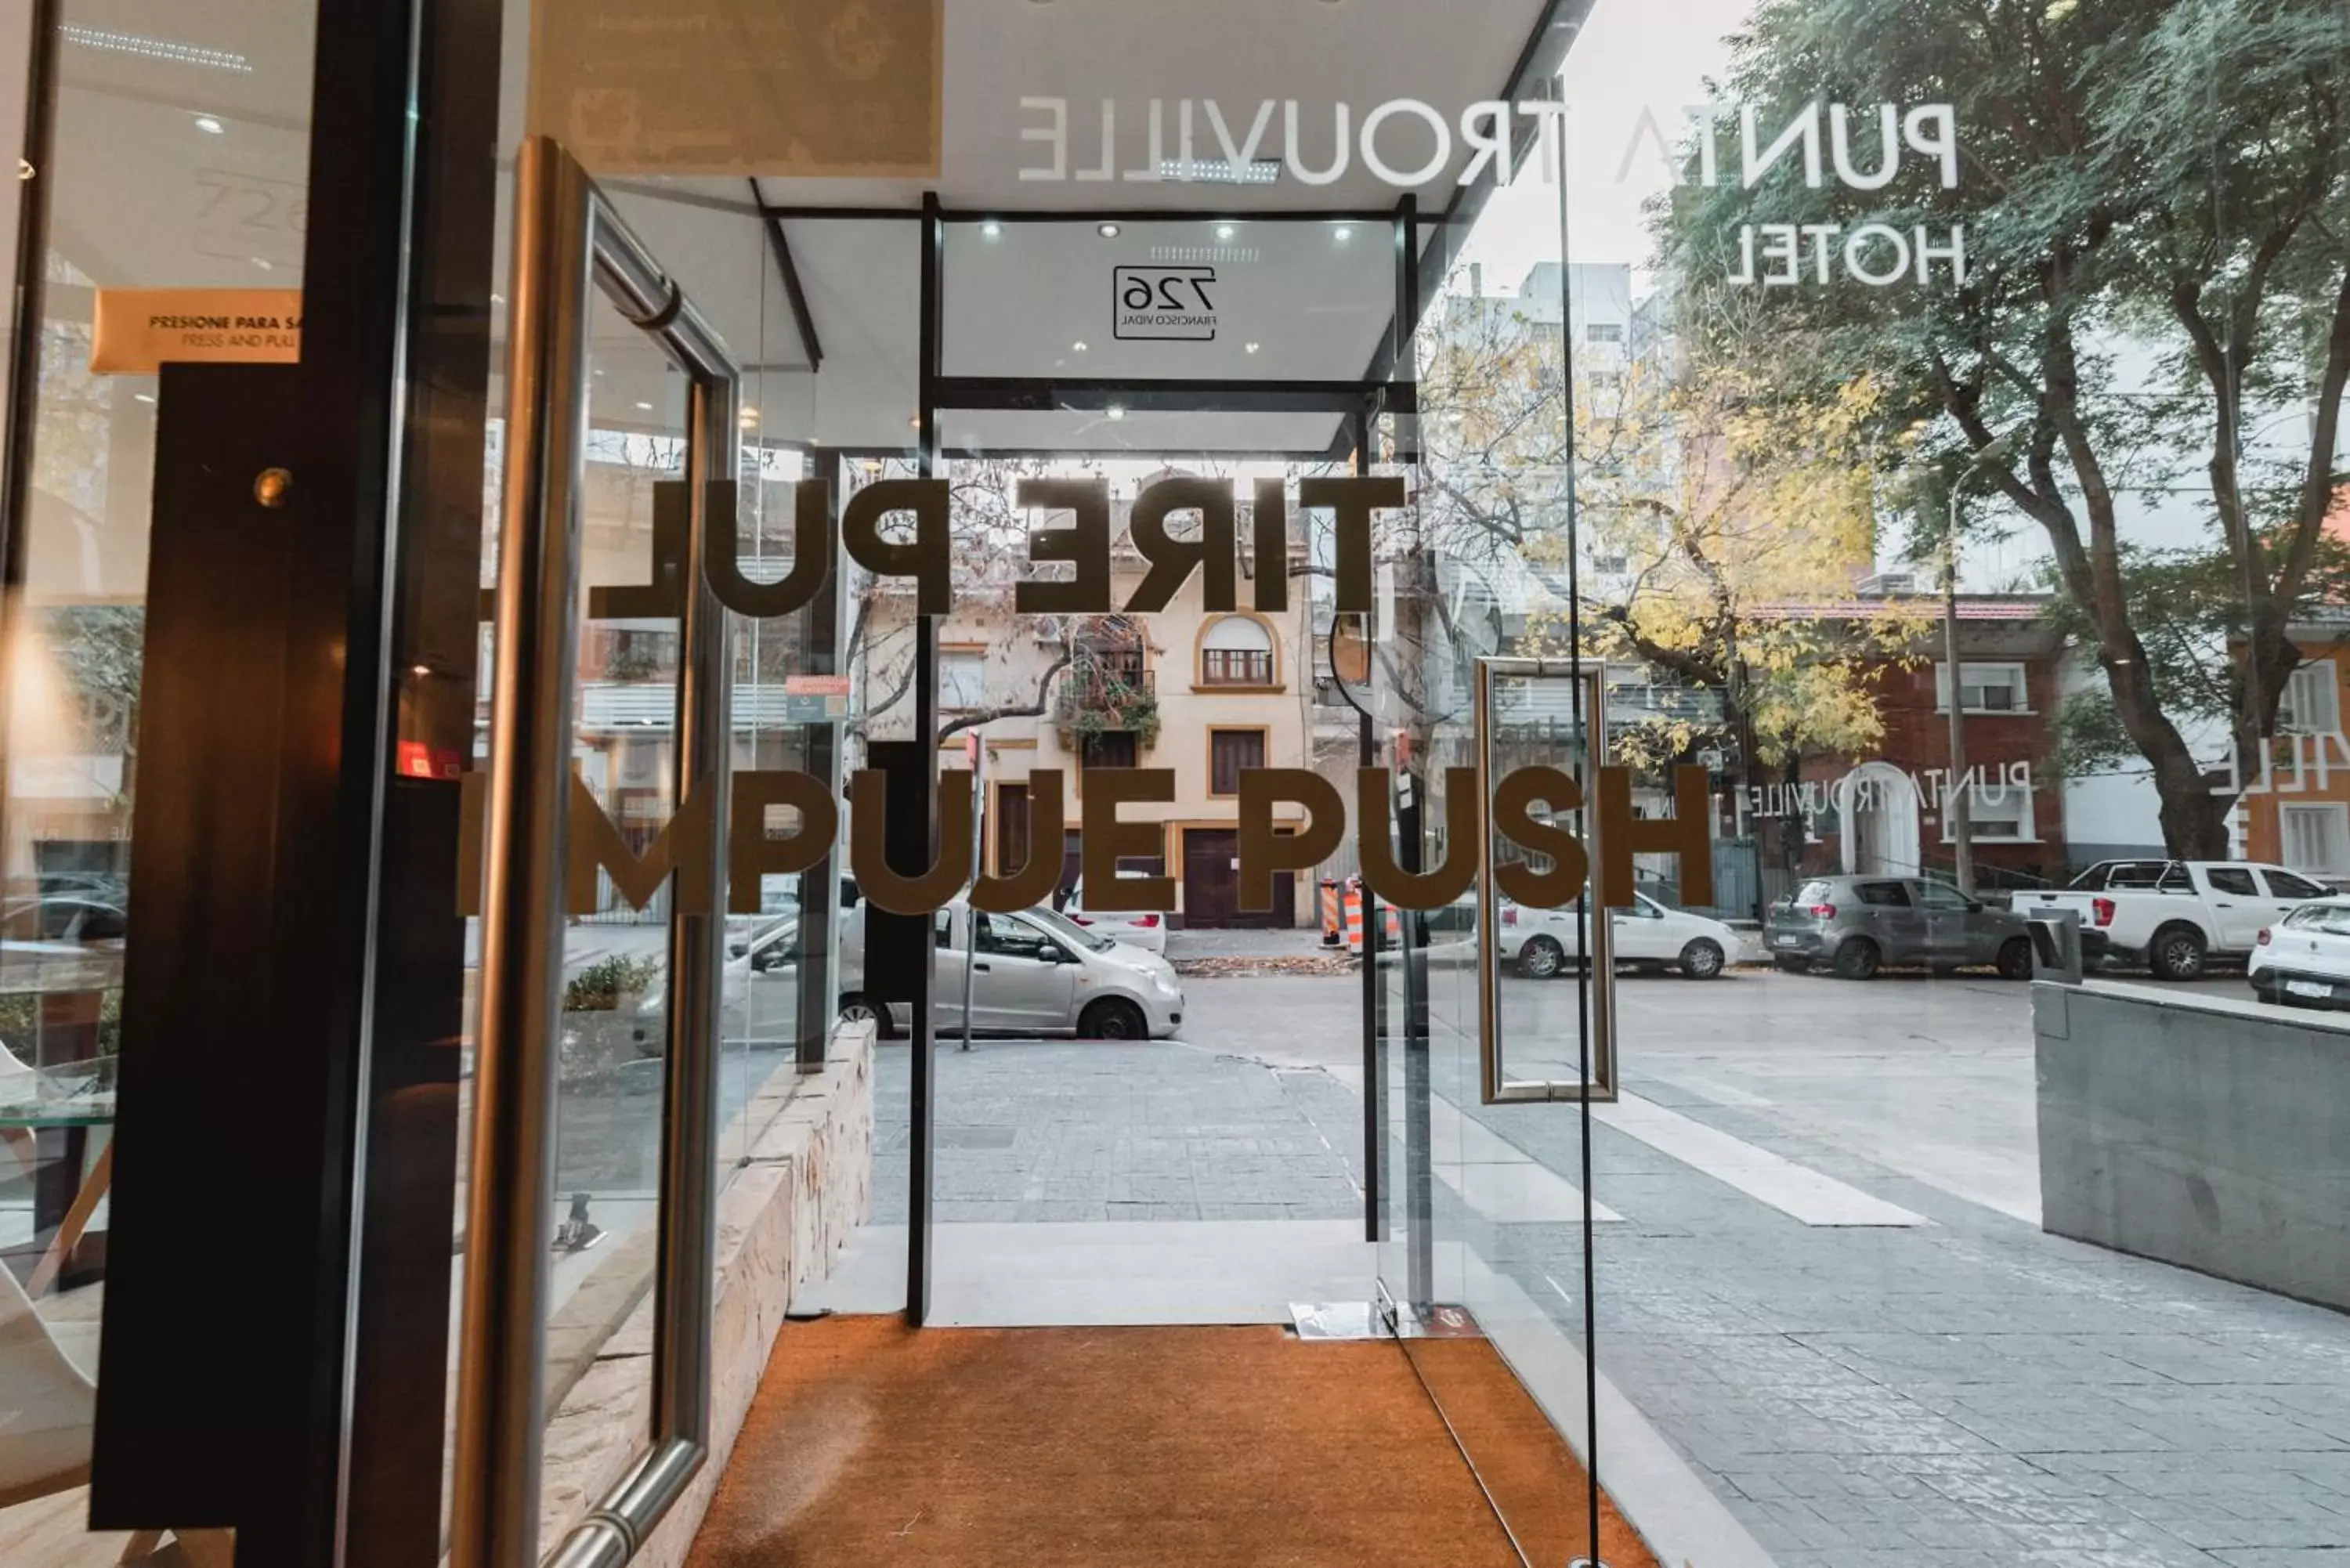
[1571,318,1929,775]
[1414,277,1925,787]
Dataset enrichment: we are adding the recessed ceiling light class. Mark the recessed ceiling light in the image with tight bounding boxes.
[193,114,223,134]
[1158,157,1282,186]
[63,27,252,73]
[1097,222,1121,239]
[250,256,272,270]
[1072,341,1087,353]
[1245,342,1261,355]
[909,415,923,429]
[1334,225,1353,242]
[1105,405,1126,421]
[412,663,432,677]
[1215,222,1236,241]
[490,293,504,305]
[634,400,653,411]
[132,392,154,404]
[982,219,1003,239]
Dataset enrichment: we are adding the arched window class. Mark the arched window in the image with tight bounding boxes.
[1198,616,1275,688]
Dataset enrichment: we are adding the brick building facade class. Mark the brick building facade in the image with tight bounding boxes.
[1755,598,2069,893]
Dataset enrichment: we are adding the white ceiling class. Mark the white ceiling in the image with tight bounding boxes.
[27,0,1571,467]
[938,217,1401,383]
[749,0,1560,213]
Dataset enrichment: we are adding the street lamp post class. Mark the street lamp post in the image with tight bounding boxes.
[1942,499,1972,896]
[1941,439,2014,896]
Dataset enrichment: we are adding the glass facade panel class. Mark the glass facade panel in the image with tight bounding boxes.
[0,0,316,1557]
[6,1,2348,1565]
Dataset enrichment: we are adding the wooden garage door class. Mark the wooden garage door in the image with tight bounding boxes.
[1182,828,1292,930]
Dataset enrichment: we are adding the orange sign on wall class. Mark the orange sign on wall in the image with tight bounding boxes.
[89,289,303,374]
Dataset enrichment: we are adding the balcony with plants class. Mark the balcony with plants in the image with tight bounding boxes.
[1053,645,1160,750]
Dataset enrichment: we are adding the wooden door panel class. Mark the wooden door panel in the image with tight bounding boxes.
[1184,829,1241,929]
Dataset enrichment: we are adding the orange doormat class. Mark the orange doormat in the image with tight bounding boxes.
[685,1316,1658,1568]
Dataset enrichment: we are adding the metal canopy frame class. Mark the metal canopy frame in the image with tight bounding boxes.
[750,0,1596,456]
[888,193,1424,1324]
[884,0,1606,1303]
[916,196,1422,479]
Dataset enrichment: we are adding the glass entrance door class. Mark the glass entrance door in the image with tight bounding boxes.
[450,136,746,1565]
[6,1,1711,1563]
[888,406,1397,1326]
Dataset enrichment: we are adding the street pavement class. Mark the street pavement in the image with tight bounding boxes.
[867,964,2350,1567]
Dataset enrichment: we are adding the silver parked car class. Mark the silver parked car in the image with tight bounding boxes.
[837,901,1186,1041]
[1765,876,2034,981]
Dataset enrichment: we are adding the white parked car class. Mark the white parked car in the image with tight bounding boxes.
[725,910,796,960]
[838,900,1184,1041]
[2023,859,2326,980]
[1499,892,1741,981]
[1059,873,1168,955]
[630,914,804,1053]
[2248,898,2350,1008]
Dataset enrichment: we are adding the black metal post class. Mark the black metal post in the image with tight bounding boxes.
[1360,707,1383,1243]
[906,191,945,1326]
[0,0,61,864]
[344,0,505,1555]
[795,448,847,1072]
[1397,772,1434,1313]
[1347,406,1384,1245]
[1386,197,1434,1311]
[1393,194,1420,464]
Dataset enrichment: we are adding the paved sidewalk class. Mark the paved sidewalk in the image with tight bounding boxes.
[865,972,2350,1567]
[870,1038,1366,1225]
[1165,927,1336,960]
[1437,1055,2350,1568]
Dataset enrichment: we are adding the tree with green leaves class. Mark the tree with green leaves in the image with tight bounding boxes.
[2043,535,2350,781]
[1656,0,2350,856]
[41,605,145,812]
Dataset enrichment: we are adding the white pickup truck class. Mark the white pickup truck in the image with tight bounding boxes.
[2021,859,2332,980]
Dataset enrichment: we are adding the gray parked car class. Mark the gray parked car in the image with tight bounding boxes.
[1765,876,2034,981]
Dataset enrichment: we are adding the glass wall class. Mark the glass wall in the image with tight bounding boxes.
[0,0,316,1559]
[1536,5,2350,1565]
[9,1,2348,1565]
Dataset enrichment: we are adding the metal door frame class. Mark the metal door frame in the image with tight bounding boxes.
[452,135,739,1568]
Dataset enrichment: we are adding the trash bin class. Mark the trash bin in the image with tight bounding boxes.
[2027,910,2083,985]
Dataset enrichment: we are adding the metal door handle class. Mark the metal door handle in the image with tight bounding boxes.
[455,135,741,1568]
[1472,657,1616,1105]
